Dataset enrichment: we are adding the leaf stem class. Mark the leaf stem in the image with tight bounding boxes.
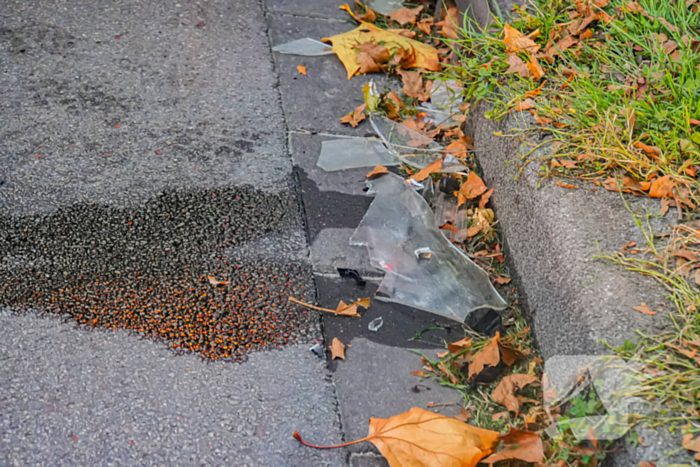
[292,431,368,449]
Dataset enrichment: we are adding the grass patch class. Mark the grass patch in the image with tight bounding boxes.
[447,0,700,207]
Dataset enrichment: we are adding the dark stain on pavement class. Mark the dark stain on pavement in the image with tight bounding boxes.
[0,186,317,360]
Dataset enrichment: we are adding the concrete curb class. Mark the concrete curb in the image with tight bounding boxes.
[467,102,695,466]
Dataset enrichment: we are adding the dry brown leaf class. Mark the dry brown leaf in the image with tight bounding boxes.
[555,181,579,189]
[294,407,501,466]
[648,175,675,198]
[297,65,307,75]
[505,54,531,78]
[479,188,494,209]
[526,54,545,79]
[468,336,500,378]
[448,337,473,354]
[436,5,460,40]
[481,429,545,464]
[633,141,662,159]
[660,197,671,216]
[682,433,700,461]
[494,275,511,284]
[390,5,423,25]
[532,110,553,126]
[444,138,472,157]
[503,23,540,54]
[366,164,389,179]
[546,34,579,58]
[454,406,471,422]
[412,159,443,182]
[417,18,433,35]
[460,172,488,200]
[498,338,525,366]
[388,28,417,39]
[491,411,509,421]
[330,337,346,360]
[514,98,536,111]
[658,17,679,33]
[340,103,367,127]
[674,249,698,262]
[207,275,230,286]
[396,69,428,100]
[492,375,540,413]
[633,302,656,316]
[356,41,391,64]
[356,51,383,73]
[411,369,430,378]
[289,296,368,317]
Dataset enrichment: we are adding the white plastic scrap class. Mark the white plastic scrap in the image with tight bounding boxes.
[272,38,334,56]
[368,317,384,332]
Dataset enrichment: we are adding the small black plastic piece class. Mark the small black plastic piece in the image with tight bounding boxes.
[438,177,461,194]
[465,308,503,337]
[337,268,366,288]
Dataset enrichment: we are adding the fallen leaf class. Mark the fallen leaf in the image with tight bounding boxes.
[481,429,544,464]
[448,337,473,354]
[356,41,391,64]
[411,370,430,377]
[460,172,488,200]
[412,159,443,182]
[532,110,553,126]
[323,22,440,79]
[440,221,459,233]
[503,23,540,54]
[330,337,346,360]
[682,433,700,461]
[492,375,539,412]
[648,175,675,198]
[546,34,579,58]
[468,336,500,378]
[444,138,472,157]
[494,275,511,285]
[658,17,679,33]
[388,28,416,39]
[660,197,671,216]
[633,141,662,160]
[674,249,698,262]
[356,51,383,73]
[340,103,367,127]
[633,302,656,316]
[514,99,536,111]
[526,54,545,79]
[366,164,389,179]
[297,65,307,75]
[505,54,531,78]
[354,1,377,22]
[417,18,433,35]
[294,408,500,466]
[207,275,230,286]
[396,69,428,100]
[479,188,494,209]
[436,5,460,39]
[555,181,579,189]
[390,5,423,25]
[288,296,369,317]
[455,406,471,422]
[491,412,509,421]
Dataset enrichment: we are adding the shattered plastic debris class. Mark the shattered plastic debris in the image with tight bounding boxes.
[414,247,432,260]
[337,268,366,288]
[368,317,384,332]
[432,191,468,242]
[309,342,324,357]
[429,80,462,115]
[405,178,425,191]
[365,0,404,15]
[317,138,400,171]
[272,38,334,56]
[351,174,507,322]
[370,116,466,172]
[417,103,458,128]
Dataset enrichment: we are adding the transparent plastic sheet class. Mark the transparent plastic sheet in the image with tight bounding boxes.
[350,174,507,322]
[271,38,334,56]
[365,0,404,15]
[316,137,400,171]
[431,192,469,242]
[417,104,458,129]
[370,115,467,172]
[429,79,463,115]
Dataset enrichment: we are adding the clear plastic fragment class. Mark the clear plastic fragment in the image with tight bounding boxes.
[365,0,404,15]
[272,38,334,56]
[369,115,466,173]
[431,192,469,242]
[368,317,384,332]
[429,80,463,115]
[351,174,507,322]
[317,138,399,171]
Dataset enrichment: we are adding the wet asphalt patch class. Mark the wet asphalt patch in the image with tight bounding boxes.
[0,185,316,360]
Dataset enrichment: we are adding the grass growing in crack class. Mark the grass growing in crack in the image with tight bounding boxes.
[446,0,700,205]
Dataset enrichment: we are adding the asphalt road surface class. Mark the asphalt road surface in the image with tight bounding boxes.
[0,0,345,465]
